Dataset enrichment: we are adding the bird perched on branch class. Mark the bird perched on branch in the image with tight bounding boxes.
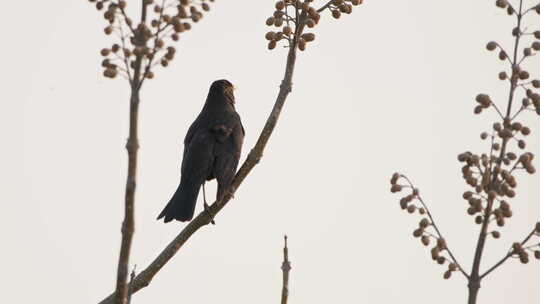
[158,79,245,223]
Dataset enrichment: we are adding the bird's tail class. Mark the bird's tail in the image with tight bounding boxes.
[157,177,202,223]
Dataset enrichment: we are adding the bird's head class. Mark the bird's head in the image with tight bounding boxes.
[209,79,235,105]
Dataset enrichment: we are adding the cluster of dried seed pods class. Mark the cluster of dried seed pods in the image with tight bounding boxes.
[264,0,362,51]
[88,0,214,81]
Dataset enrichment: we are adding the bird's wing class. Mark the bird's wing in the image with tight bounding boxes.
[181,129,215,179]
[232,119,244,160]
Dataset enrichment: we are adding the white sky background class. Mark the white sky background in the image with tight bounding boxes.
[2,0,540,303]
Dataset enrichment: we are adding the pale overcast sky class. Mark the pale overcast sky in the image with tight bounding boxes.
[3,1,540,303]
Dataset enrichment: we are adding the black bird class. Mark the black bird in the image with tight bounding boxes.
[157,79,245,223]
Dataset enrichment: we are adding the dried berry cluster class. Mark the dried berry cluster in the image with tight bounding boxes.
[327,0,362,19]
[390,174,462,279]
[264,0,362,51]
[389,1,540,287]
[88,0,214,81]
[458,0,540,235]
[510,223,540,264]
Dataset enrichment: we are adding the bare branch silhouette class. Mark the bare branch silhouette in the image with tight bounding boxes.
[281,235,291,304]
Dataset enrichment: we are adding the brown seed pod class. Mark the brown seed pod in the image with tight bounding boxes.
[407,205,416,214]
[103,68,117,78]
[431,247,440,260]
[171,33,179,41]
[499,51,507,60]
[275,1,285,10]
[499,128,513,139]
[421,235,430,246]
[332,9,341,19]
[283,26,292,36]
[475,94,491,107]
[532,80,540,88]
[101,59,111,68]
[532,41,540,51]
[519,252,529,264]
[273,10,284,18]
[495,0,508,9]
[535,251,540,259]
[448,263,457,272]
[521,127,531,135]
[146,71,154,79]
[202,3,210,11]
[391,184,402,193]
[265,31,276,41]
[104,25,113,35]
[475,215,483,224]
[437,256,446,265]
[536,222,540,233]
[519,71,530,80]
[306,18,316,28]
[507,5,514,15]
[523,48,532,57]
[437,238,447,250]
[390,172,400,184]
[268,40,277,50]
[474,105,483,114]
[498,71,507,80]
[100,48,111,56]
[266,17,275,26]
[419,208,426,215]
[413,228,423,238]
[302,33,315,42]
[298,39,306,51]
[518,140,526,149]
[491,231,501,239]
[419,218,430,228]
[486,41,497,51]
[443,270,451,279]
[119,1,126,9]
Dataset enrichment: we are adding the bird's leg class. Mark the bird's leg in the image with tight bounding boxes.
[202,182,215,225]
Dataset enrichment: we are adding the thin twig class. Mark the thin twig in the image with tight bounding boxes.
[281,235,291,304]
[402,176,470,279]
[126,265,137,304]
[113,2,148,304]
[316,0,334,13]
[480,228,536,279]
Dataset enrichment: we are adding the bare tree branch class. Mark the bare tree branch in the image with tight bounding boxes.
[401,176,470,279]
[114,2,148,304]
[480,228,536,279]
[281,235,291,304]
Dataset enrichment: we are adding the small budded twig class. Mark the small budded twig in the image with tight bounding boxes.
[281,235,291,304]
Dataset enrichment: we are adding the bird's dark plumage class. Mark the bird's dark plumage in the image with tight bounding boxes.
[157,79,245,223]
